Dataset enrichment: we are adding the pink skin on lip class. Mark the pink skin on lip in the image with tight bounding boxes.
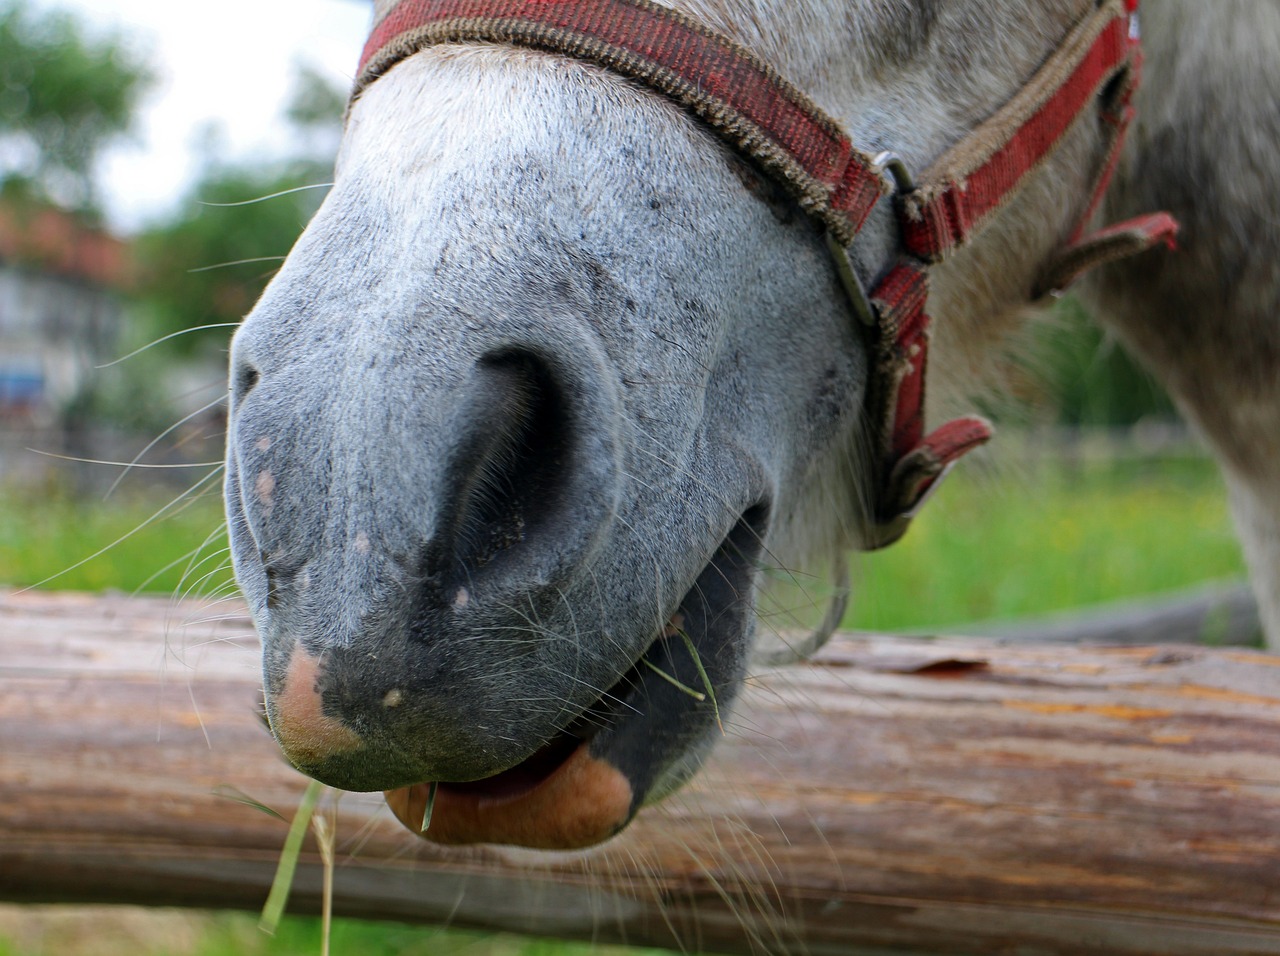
[384,744,634,849]
[271,642,364,767]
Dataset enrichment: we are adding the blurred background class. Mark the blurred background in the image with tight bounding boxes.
[0,1,1252,952]
[0,0,361,480]
[0,0,367,599]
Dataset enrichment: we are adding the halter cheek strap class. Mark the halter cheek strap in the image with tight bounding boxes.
[353,0,1177,550]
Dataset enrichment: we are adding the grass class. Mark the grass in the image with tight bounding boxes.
[0,478,229,595]
[206,915,665,956]
[0,451,1250,955]
[0,908,668,956]
[1,454,1244,627]
[846,454,1246,632]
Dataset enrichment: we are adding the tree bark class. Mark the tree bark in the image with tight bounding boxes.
[2,589,1279,956]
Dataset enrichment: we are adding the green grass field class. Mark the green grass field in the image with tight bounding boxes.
[0,908,665,956]
[0,478,230,596]
[846,454,1246,631]
[0,455,1246,630]
[0,452,1249,955]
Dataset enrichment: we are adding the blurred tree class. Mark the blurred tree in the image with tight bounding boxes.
[1009,298,1177,427]
[286,61,348,140]
[1041,303,1176,427]
[131,163,329,357]
[0,0,153,215]
[132,61,345,357]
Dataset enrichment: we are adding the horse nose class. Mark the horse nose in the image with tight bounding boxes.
[248,342,627,788]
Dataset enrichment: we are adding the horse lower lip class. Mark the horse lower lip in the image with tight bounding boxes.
[386,738,635,848]
[411,614,679,804]
[387,612,679,830]
[436,730,584,803]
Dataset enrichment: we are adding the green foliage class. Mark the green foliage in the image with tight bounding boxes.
[132,162,331,357]
[1021,298,1177,426]
[0,0,153,213]
[847,456,1244,632]
[285,61,348,133]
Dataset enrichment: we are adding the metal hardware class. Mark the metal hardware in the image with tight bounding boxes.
[825,232,878,327]
[825,154,917,331]
[872,151,916,194]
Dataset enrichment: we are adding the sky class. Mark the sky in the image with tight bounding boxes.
[27,0,372,233]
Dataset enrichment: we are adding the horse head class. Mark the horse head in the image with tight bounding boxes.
[226,0,1127,848]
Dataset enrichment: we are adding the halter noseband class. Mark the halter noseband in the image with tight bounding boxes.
[353,0,1176,549]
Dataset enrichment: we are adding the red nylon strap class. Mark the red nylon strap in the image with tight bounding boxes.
[866,262,931,458]
[856,263,993,548]
[900,1,1135,263]
[890,417,993,514]
[355,0,889,242]
[1070,30,1143,245]
[1037,211,1178,297]
[861,0,1148,548]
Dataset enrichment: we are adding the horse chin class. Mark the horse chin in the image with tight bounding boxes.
[383,508,764,849]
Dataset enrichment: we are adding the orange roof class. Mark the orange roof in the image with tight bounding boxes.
[0,203,134,291]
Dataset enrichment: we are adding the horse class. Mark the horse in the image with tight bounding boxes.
[223,0,1280,850]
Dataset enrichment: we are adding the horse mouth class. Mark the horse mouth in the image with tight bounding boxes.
[384,508,763,849]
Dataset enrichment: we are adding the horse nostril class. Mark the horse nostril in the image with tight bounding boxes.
[233,361,261,405]
[443,350,573,584]
[263,556,307,611]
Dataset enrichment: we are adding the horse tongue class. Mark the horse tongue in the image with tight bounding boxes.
[384,743,634,849]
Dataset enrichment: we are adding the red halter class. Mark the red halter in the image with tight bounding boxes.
[354,0,1177,549]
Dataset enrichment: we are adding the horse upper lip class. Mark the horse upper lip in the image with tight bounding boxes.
[433,730,586,804]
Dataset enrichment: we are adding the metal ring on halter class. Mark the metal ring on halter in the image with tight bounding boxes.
[872,151,916,194]
[825,152,918,328]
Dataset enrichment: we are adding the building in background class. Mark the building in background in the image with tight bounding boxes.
[0,202,130,426]
[0,202,137,487]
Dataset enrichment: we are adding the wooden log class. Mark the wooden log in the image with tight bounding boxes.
[2,589,1279,956]
[954,580,1262,646]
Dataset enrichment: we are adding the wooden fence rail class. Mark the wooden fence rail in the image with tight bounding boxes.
[2,590,1279,955]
